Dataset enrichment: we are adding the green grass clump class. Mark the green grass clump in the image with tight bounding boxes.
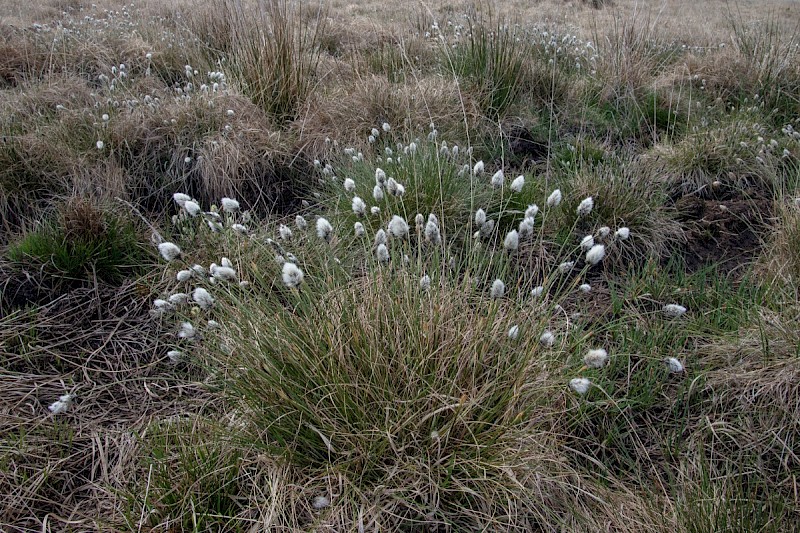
[7,200,147,284]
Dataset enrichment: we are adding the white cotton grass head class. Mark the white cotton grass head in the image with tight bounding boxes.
[295,215,307,230]
[424,219,442,244]
[370,206,381,216]
[579,283,591,293]
[490,169,504,188]
[386,178,398,195]
[231,223,248,235]
[663,304,687,318]
[577,196,594,217]
[382,122,391,132]
[597,226,611,238]
[519,217,535,238]
[184,200,201,216]
[312,495,330,510]
[221,257,233,268]
[388,215,409,239]
[211,265,237,282]
[508,325,520,341]
[351,196,367,216]
[490,279,505,299]
[585,244,606,265]
[96,140,104,150]
[531,286,544,298]
[503,230,519,252]
[168,293,189,305]
[546,189,562,207]
[525,204,539,219]
[569,377,591,395]
[510,175,525,193]
[178,321,195,339]
[558,261,575,274]
[354,221,365,237]
[665,357,684,373]
[48,393,74,414]
[167,350,182,363]
[580,235,595,251]
[374,229,387,246]
[192,287,214,309]
[615,227,630,240]
[344,178,356,192]
[158,242,181,261]
[475,208,487,227]
[281,262,304,288]
[221,197,240,213]
[279,224,293,240]
[173,192,191,208]
[176,269,193,282]
[415,213,425,228]
[420,274,431,292]
[584,348,608,368]
[376,243,390,263]
[375,168,386,184]
[191,264,206,276]
[473,160,485,176]
[540,330,555,346]
[316,217,333,241]
[373,184,384,202]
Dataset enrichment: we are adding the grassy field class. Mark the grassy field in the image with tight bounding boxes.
[1,0,799,530]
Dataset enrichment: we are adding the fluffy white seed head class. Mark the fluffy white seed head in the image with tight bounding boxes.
[584,348,608,368]
[519,217,535,238]
[281,262,304,288]
[525,204,539,219]
[312,496,330,510]
[96,140,104,150]
[295,215,308,230]
[540,330,555,346]
[231,223,247,235]
[354,222,365,237]
[388,215,409,239]
[597,226,611,238]
[279,224,293,240]
[577,196,594,217]
[370,206,381,216]
[211,266,237,282]
[420,274,431,292]
[504,230,519,251]
[178,321,195,339]
[352,196,367,216]
[558,261,575,274]
[221,257,233,268]
[473,160,485,176]
[490,169,504,188]
[158,242,181,261]
[167,350,182,363]
[221,197,240,213]
[546,189,563,207]
[615,227,630,240]
[192,287,214,309]
[48,394,74,414]
[475,208,487,227]
[376,243,390,263]
[373,184,384,202]
[580,235,595,251]
[665,357,684,373]
[168,293,189,305]
[531,286,544,298]
[184,200,201,216]
[177,269,193,282]
[510,175,525,192]
[663,304,687,318]
[569,377,591,395]
[386,178,398,195]
[382,122,391,132]
[316,218,333,241]
[424,220,442,244]
[586,244,606,265]
[374,229,387,246]
[344,178,356,192]
[490,279,505,299]
[173,193,191,208]
[508,325,520,340]
[375,168,386,184]
[579,283,591,293]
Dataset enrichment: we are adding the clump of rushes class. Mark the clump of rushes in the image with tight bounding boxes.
[149,135,688,529]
